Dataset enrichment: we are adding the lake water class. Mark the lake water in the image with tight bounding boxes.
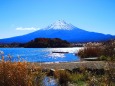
[0,47,82,62]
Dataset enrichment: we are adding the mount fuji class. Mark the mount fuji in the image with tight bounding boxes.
[0,20,115,43]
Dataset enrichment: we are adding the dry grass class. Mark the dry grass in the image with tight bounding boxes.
[52,64,115,86]
[0,61,29,86]
[76,40,115,85]
[0,57,43,86]
[78,40,115,61]
[77,46,102,59]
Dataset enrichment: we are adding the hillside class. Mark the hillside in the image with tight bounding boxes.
[24,38,70,48]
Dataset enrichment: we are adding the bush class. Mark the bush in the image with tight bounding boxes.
[54,69,88,86]
[54,70,71,86]
[102,40,115,61]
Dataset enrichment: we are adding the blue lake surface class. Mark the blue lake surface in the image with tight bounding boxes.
[0,47,81,62]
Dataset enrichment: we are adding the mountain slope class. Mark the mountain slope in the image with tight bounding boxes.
[0,20,115,43]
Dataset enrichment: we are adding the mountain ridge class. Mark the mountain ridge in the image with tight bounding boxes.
[0,20,115,43]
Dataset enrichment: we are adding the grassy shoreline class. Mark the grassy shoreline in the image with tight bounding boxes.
[0,60,115,86]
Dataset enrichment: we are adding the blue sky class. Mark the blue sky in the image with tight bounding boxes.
[0,0,115,39]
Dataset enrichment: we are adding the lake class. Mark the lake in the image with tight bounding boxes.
[0,47,82,62]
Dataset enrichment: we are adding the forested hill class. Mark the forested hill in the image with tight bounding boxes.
[24,38,70,48]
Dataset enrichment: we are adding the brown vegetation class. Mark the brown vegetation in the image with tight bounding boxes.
[0,58,43,86]
[78,46,102,58]
[78,40,115,61]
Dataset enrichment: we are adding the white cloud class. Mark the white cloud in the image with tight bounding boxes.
[16,27,40,31]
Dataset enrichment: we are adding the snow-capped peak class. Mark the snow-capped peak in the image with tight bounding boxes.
[46,20,75,30]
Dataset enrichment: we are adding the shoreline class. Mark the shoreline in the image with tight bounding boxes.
[32,61,111,70]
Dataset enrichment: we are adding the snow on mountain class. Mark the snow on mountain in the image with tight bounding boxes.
[44,20,75,30]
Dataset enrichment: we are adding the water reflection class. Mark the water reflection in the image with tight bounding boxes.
[42,76,58,86]
[47,53,65,58]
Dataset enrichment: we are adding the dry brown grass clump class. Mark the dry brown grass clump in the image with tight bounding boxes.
[0,61,29,86]
[78,46,102,58]
[0,59,43,86]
